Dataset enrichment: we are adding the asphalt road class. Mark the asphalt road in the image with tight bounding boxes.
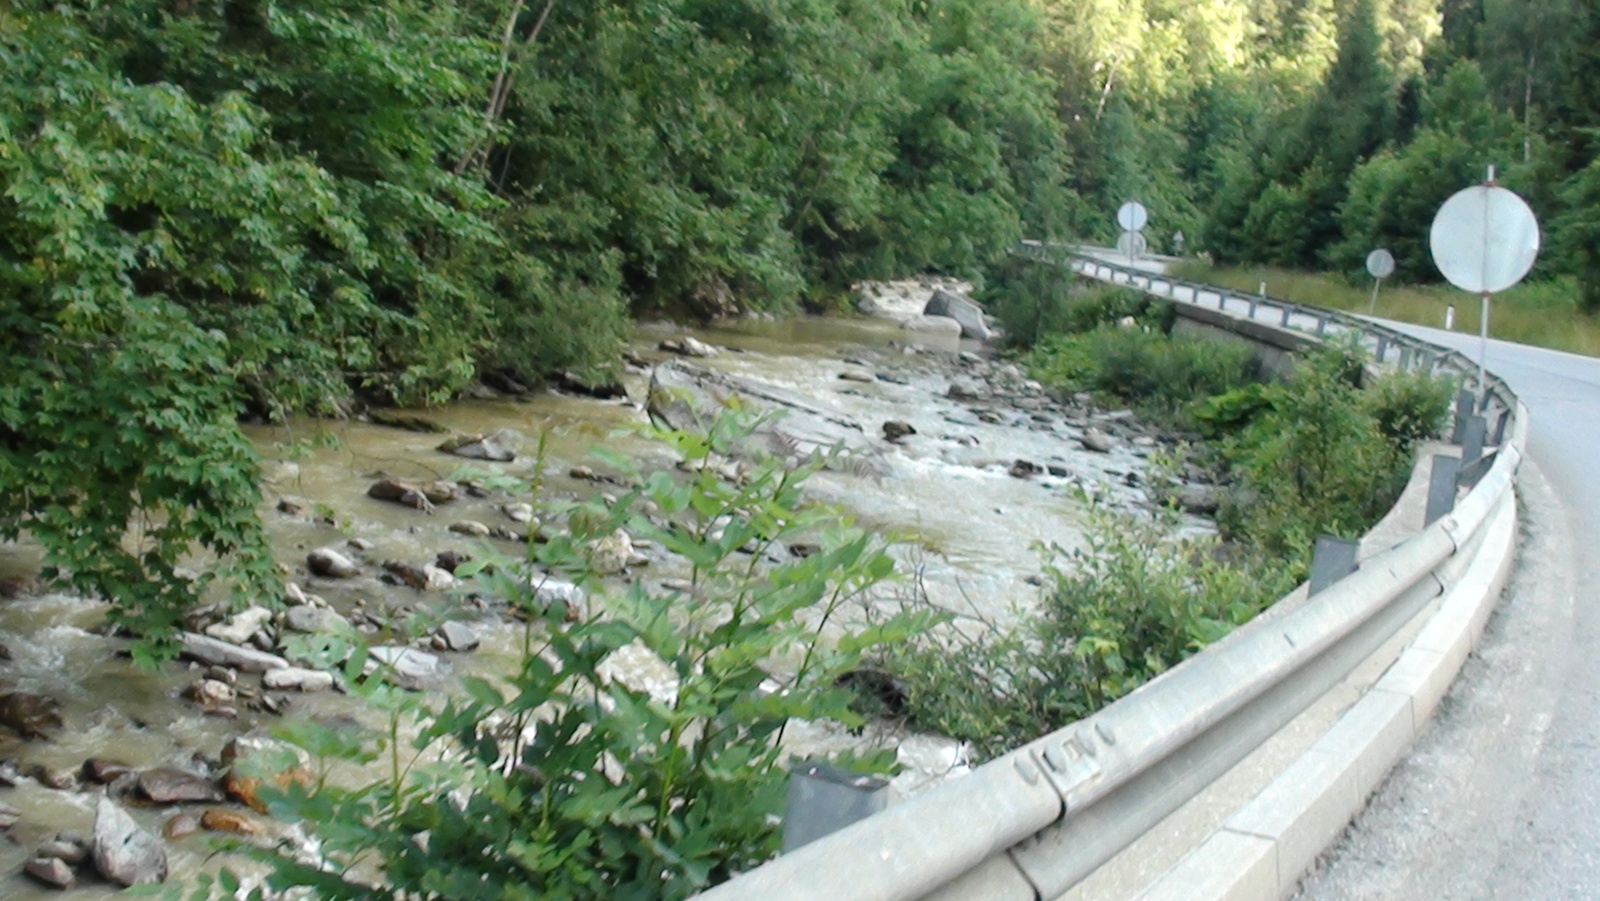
[1297,321,1600,899]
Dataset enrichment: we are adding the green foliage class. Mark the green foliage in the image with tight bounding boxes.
[886,497,1295,759]
[187,410,932,900]
[1216,344,1427,563]
[1025,326,1259,423]
[980,258,1155,347]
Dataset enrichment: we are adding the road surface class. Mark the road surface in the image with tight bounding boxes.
[1295,322,1600,900]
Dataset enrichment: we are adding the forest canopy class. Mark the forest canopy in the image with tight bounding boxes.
[3,0,1598,641]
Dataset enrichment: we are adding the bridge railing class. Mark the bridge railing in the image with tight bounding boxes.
[691,244,1525,901]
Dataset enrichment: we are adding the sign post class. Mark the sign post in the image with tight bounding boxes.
[1116,201,1148,263]
[1365,248,1394,314]
[1428,167,1540,398]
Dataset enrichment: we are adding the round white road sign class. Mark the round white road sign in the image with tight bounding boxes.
[1365,248,1395,280]
[1116,201,1149,233]
[1429,185,1540,294]
[1116,230,1148,259]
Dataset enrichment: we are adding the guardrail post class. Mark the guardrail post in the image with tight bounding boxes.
[1460,415,1487,466]
[1426,455,1462,525]
[781,763,890,853]
[1492,407,1510,446]
[1248,297,1259,319]
[1281,304,1293,327]
[1451,389,1474,443]
[1374,335,1388,362]
[1308,536,1360,595]
[1315,314,1329,336]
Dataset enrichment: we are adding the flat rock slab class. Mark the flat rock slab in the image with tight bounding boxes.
[139,767,224,804]
[180,633,289,673]
[367,646,451,691]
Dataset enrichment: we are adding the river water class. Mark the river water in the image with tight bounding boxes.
[0,313,1178,898]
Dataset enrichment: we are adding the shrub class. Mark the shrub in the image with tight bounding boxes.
[1025,326,1259,423]
[1217,345,1414,565]
[188,410,935,901]
[884,497,1294,759]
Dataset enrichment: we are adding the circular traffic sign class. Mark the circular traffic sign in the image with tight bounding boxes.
[1116,201,1149,233]
[1429,185,1540,294]
[1115,230,1148,259]
[1365,248,1395,280]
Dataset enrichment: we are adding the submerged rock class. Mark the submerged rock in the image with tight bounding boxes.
[92,796,167,886]
[25,856,75,890]
[368,410,448,433]
[0,692,62,739]
[1008,459,1044,479]
[307,547,359,579]
[437,434,515,462]
[659,336,720,358]
[882,421,916,442]
[200,808,263,836]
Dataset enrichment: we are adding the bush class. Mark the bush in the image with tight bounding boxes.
[1025,326,1259,423]
[1217,345,1417,565]
[191,410,935,900]
[884,497,1294,759]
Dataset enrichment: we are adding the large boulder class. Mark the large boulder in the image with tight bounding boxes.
[900,314,963,336]
[307,547,359,579]
[923,289,991,340]
[92,797,167,887]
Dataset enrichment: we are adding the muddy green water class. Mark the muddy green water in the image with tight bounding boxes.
[0,314,1168,898]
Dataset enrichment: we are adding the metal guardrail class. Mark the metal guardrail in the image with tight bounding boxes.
[693,245,1525,901]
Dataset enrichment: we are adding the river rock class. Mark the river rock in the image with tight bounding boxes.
[881,421,916,441]
[367,646,451,691]
[91,796,168,886]
[275,496,313,516]
[1175,485,1222,515]
[0,800,21,829]
[838,370,875,383]
[437,434,515,463]
[180,633,289,673]
[659,336,719,358]
[37,838,87,865]
[449,520,491,537]
[501,502,535,524]
[307,547,359,579]
[163,813,200,840]
[262,667,335,693]
[924,289,991,340]
[200,808,263,836]
[204,606,274,645]
[0,692,61,739]
[185,679,237,709]
[437,621,480,653]
[138,767,224,804]
[1080,427,1118,453]
[369,410,447,433]
[25,856,75,890]
[222,736,314,813]
[82,759,133,785]
[551,370,627,399]
[1008,459,1044,479]
[284,605,350,635]
[589,530,633,575]
[530,577,586,618]
[900,314,963,336]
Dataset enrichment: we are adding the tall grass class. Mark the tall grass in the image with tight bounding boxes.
[1171,262,1600,358]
